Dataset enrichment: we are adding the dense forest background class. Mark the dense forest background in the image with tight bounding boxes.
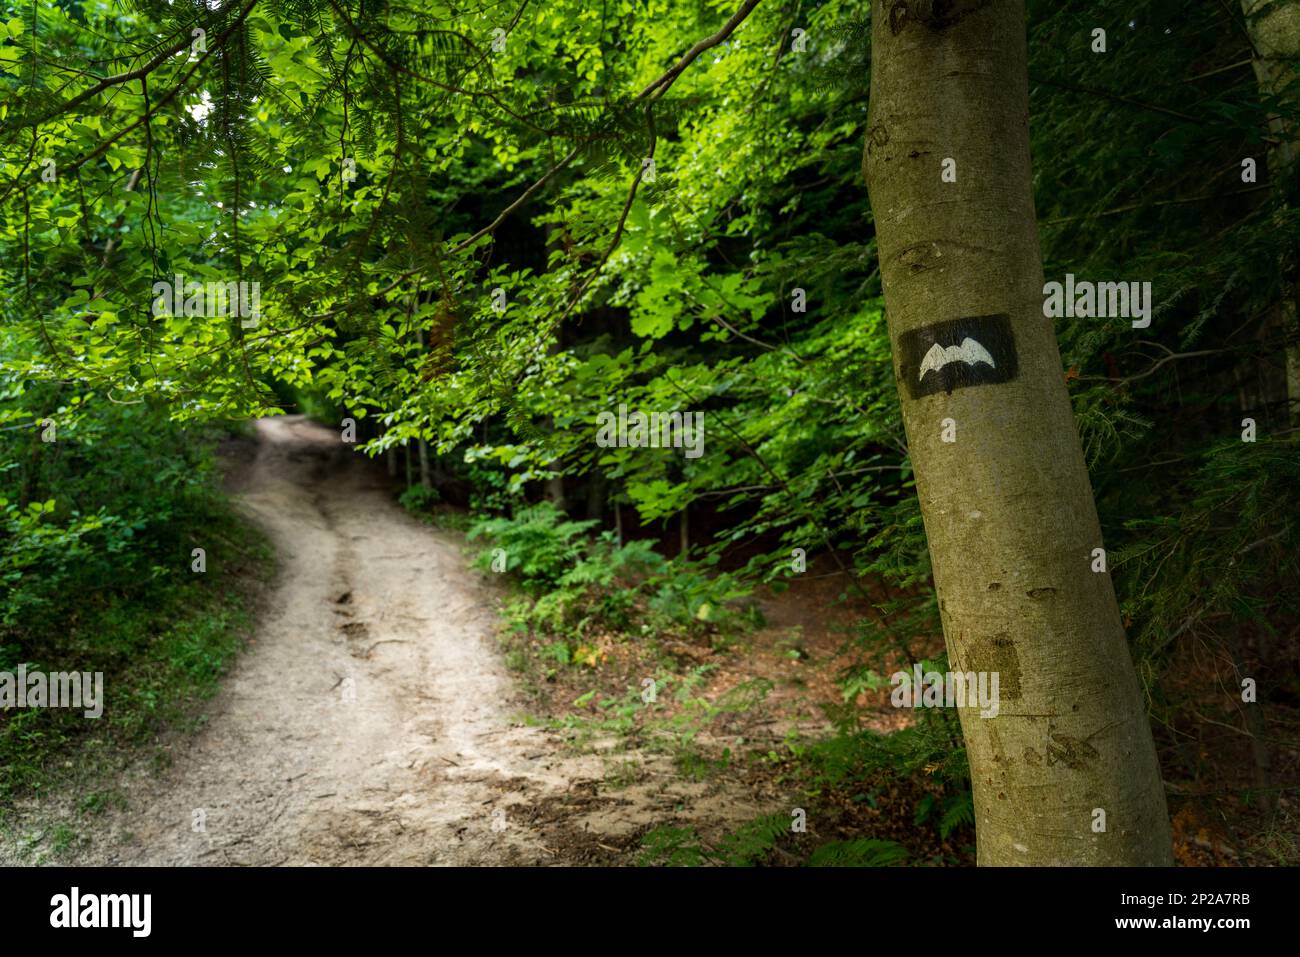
[1,0,1297,865]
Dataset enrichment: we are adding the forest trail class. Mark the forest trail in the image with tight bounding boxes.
[39,416,615,865]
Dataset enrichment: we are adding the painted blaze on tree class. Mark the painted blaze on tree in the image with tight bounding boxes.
[863,0,1173,864]
[898,313,1018,398]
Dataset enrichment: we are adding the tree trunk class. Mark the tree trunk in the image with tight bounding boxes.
[543,219,568,511]
[545,474,566,510]
[1229,635,1275,813]
[1242,0,1300,424]
[862,0,1172,865]
[585,472,606,522]
[417,438,432,489]
[414,327,433,488]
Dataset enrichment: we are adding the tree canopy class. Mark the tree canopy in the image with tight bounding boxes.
[2,0,1298,865]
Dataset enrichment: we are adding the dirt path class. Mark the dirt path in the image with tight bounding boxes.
[56,417,616,864]
[2,416,781,866]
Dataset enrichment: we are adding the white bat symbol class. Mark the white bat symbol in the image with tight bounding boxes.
[918,338,996,381]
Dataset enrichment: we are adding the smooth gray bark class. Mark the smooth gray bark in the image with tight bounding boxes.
[862,0,1173,865]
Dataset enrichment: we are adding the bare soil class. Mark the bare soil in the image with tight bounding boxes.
[1,416,778,865]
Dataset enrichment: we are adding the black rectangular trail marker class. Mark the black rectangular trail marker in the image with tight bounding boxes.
[897,313,1019,399]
